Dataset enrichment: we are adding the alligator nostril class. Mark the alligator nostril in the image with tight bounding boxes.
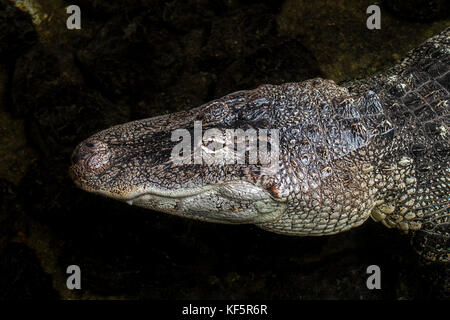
[84,140,106,150]
[71,140,111,170]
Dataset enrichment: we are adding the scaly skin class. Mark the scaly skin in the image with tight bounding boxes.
[70,28,449,262]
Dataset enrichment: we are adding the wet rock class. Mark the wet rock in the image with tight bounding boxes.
[383,0,450,22]
[0,242,59,299]
[74,1,321,120]
[12,44,129,157]
[204,4,278,61]
[0,179,23,251]
[0,0,37,63]
[215,39,323,96]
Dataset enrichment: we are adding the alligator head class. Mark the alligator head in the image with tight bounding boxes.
[69,82,291,225]
[70,78,394,234]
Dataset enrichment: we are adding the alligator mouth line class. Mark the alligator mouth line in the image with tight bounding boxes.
[94,184,218,202]
[93,180,284,205]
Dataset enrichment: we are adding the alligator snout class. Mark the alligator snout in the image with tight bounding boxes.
[69,139,113,191]
[71,140,111,170]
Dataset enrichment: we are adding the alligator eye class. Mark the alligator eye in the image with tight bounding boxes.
[417,164,431,172]
[411,143,426,156]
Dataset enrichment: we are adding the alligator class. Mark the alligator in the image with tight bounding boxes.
[70,27,449,263]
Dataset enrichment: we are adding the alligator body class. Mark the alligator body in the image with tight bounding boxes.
[70,28,449,262]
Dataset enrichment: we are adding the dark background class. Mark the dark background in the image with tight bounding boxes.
[0,0,449,299]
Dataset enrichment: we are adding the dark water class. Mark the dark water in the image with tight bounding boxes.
[0,0,448,299]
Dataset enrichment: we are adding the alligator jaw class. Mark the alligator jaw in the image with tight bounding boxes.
[89,180,287,225]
